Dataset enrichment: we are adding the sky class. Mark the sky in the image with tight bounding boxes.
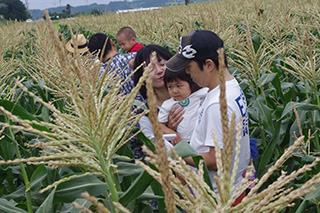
[22,0,121,10]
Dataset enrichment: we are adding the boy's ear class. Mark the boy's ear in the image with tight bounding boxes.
[131,37,137,43]
[204,59,217,72]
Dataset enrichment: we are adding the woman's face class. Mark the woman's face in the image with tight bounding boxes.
[147,55,167,89]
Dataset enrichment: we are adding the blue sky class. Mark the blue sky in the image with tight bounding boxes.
[22,0,123,10]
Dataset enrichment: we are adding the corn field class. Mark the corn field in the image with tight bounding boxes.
[0,0,319,212]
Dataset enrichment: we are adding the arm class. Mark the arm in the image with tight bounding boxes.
[167,105,185,131]
[139,115,154,138]
[128,58,135,69]
[184,146,222,171]
[159,123,182,145]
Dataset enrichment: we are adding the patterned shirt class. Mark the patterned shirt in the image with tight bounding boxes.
[99,52,144,102]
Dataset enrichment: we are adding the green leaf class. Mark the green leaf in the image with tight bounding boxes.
[295,200,307,213]
[252,97,274,134]
[304,183,320,200]
[257,120,281,177]
[36,188,55,213]
[3,186,26,200]
[295,183,320,213]
[133,201,155,213]
[54,175,108,203]
[0,135,16,160]
[0,100,50,132]
[137,192,163,200]
[61,198,93,213]
[280,102,320,120]
[116,161,144,176]
[248,108,259,123]
[0,198,27,213]
[260,73,277,86]
[169,140,198,158]
[281,82,294,90]
[289,111,307,145]
[171,140,214,190]
[30,165,47,192]
[133,99,148,111]
[119,164,155,206]
[120,140,215,207]
[133,127,155,152]
[151,181,165,212]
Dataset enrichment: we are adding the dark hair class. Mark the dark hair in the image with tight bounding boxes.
[88,33,112,59]
[133,45,172,99]
[164,69,201,94]
[116,26,136,39]
[193,51,228,71]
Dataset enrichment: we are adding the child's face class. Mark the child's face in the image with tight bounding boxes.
[116,33,136,52]
[167,79,191,101]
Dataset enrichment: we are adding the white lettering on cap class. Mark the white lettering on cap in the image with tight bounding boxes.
[178,37,183,54]
[182,45,197,59]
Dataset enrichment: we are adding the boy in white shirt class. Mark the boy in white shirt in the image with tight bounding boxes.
[165,30,250,205]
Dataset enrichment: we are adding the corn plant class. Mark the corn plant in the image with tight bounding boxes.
[0,11,153,212]
[1,0,320,211]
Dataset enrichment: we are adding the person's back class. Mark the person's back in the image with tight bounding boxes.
[101,53,138,95]
[158,70,208,145]
[88,33,143,101]
[116,26,144,53]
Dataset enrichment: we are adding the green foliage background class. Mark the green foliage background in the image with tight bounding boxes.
[0,0,319,212]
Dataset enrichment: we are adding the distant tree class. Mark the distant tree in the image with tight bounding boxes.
[61,4,71,18]
[48,12,60,20]
[185,0,190,5]
[91,9,102,16]
[0,0,30,21]
[66,4,71,15]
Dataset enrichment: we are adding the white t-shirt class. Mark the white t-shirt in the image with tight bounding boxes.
[158,88,208,142]
[139,115,173,151]
[190,78,250,196]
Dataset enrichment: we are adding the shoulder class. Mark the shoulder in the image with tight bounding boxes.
[130,43,145,52]
[204,87,220,107]
[190,88,209,99]
[136,42,144,48]
[113,53,136,62]
[161,98,176,110]
[108,53,136,71]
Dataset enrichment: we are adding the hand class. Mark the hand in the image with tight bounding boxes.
[167,106,184,131]
[129,58,135,69]
[170,134,182,146]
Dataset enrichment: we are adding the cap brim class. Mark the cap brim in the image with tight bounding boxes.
[165,53,191,72]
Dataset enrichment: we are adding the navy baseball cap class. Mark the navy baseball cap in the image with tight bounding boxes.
[166,30,224,72]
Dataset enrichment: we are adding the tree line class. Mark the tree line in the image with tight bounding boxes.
[0,0,30,21]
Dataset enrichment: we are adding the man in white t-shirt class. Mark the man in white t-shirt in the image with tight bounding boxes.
[165,30,250,204]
